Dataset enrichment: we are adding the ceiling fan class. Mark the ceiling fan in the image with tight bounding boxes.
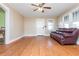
[31,3,52,13]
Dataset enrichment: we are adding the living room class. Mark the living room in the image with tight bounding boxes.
[0,3,79,56]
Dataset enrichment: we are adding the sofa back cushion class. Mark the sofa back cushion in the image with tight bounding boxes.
[57,28,76,33]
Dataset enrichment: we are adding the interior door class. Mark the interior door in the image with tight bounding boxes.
[36,19,46,35]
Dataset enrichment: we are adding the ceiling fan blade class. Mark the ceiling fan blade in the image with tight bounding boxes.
[31,4,38,7]
[39,3,45,7]
[41,3,45,6]
[44,7,51,9]
[33,8,38,11]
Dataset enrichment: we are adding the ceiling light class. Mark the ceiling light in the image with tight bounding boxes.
[38,7,43,11]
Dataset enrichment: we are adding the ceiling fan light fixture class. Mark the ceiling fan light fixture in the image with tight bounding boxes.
[31,3,52,13]
[38,7,43,11]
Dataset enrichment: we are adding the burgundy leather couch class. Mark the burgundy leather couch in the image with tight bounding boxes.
[50,28,79,45]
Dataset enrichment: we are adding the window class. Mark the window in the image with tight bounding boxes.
[73,11,77,20]
[47,20,54,32]
[63,15,70,28]
[72,10,79,21]
[72,22,79,28]
[64,23,69,28]
[64,15,69,22]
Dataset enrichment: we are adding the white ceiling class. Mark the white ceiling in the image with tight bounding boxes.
[7,3,79,18]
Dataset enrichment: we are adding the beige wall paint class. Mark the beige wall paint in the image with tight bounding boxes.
[10,8,24,40]
[4,4,24,43]
[24,17,58,36]
[24,18,37,36]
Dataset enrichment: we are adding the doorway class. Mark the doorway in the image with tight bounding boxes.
[0,8,5,44]
[36,19,46,36]
[36,19,54,36]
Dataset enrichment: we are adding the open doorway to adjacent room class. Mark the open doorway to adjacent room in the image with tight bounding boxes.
[0,7,5,44]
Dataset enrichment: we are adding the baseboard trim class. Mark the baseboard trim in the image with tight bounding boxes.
[6,35,24,44]
[6,35,49,44]
[24,34,49,36]
[23,34,37,36]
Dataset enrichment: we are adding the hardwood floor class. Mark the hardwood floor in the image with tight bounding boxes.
[0,36,79,56]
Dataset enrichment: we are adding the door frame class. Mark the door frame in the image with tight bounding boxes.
[0,4,10,44]
[36,18,47,36]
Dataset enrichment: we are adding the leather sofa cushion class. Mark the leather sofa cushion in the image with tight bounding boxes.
[55,31,73,37]
[57,28,76,33]
[62,33,72,37]
[52,31,73,38]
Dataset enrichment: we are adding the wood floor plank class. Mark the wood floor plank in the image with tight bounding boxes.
[0,36,79,56]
